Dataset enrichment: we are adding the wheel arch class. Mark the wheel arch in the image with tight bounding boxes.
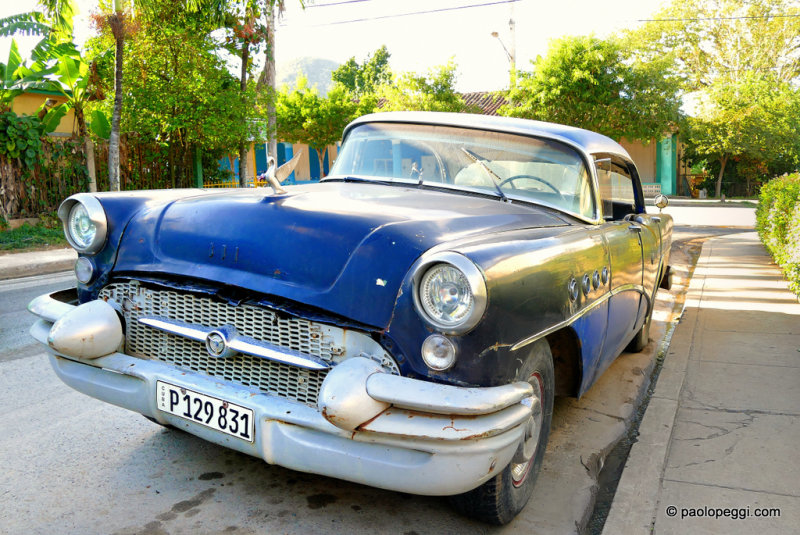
[545,326,582,398]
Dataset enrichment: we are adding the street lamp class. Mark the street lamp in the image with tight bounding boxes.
[491,19,516,89]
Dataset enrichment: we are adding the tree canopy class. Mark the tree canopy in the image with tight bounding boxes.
[500,35,682,142]
[378,60,471,113]
[626,0,800,195]
[276,75,370,155]
[625,0,800,90]
[685,73,800,196]
[332,45,392,98]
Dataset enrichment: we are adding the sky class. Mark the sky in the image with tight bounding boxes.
[0,0,669,92]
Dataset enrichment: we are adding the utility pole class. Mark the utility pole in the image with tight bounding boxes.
[492,4,516,90]
[508,5,516,89]
[257,4,278,165]
[265,6,277,165]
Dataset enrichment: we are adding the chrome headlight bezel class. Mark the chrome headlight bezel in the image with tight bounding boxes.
[57,194,108,254]
[412,251,487,335]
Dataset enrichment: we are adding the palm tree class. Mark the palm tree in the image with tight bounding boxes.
[106,0,125,191]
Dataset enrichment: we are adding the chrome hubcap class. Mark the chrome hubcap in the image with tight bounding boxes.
[511,372,544,487]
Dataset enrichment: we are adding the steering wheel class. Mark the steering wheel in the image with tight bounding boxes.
[498,174,561,194]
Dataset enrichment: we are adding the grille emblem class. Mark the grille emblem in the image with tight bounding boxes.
[205,329,236,359]
[206,332,226,357]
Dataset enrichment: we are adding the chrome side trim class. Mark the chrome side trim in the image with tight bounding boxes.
[139,317,331,371]
[510,283,647,352]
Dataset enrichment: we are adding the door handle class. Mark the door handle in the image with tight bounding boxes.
[629,225,642,232]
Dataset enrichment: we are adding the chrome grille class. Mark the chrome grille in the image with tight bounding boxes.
[99,281,339,406]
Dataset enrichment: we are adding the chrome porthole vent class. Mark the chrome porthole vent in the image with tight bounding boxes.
[582,274,591,296]
[568,278,579,301]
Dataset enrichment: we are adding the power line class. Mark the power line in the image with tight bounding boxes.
[638,13,800,22]
[306,0,374,8]
[292,0,521,27]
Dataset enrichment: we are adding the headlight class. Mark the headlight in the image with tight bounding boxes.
[412,252,487,334]
[57,194,108,254]
[420,264,473,325]
[69,203,96,249]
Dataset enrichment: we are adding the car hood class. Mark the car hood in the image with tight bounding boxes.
[113,182,568,328]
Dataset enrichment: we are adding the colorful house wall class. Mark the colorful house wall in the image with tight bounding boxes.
[11,90,75,136]
[621,135,678,196]
[217,142,339,185]
[655,134,678,196]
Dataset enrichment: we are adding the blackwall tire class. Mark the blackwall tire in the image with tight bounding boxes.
[448,339,555,525]
[626,314,651,353]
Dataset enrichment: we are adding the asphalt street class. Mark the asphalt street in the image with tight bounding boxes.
[0,271,75,362]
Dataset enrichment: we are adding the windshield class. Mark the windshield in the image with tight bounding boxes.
[329,122,596,219]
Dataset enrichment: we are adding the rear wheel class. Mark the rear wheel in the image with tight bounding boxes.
[627,274,661,353]
[448,339,555,525]
[626,313,651,352]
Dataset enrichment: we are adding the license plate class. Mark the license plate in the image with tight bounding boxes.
[156,381,255,442]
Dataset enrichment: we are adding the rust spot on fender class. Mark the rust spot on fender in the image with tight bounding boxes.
[478,342,512,359]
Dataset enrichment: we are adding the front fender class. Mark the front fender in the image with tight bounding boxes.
[384,224,612,387]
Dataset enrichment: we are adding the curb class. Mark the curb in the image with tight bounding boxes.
[0,249,77,280]
[600,238,714,534]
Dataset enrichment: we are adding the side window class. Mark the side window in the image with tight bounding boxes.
[597,158,635,220]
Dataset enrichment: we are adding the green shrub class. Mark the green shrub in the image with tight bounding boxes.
[0,111,45,170]
[756,173,800,296]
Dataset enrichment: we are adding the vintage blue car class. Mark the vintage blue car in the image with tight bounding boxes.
[29,112,672,524]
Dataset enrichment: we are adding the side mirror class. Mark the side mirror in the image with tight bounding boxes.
[654,194,669,211]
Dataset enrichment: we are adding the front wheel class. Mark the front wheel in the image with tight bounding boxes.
[448,339,555,525]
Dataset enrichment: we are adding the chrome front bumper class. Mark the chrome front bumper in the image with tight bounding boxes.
[29,290,534,495]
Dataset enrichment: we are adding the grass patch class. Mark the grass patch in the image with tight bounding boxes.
[0,223,67,251]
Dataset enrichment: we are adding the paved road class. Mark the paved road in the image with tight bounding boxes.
[646,201,756,229]
[0,272,75,362]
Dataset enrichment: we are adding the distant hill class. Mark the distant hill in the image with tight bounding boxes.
[277,57,340,96]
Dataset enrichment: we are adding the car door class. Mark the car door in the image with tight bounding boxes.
[595,157,646,372]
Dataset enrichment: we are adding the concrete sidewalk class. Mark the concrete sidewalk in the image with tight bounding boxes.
[0,248,76,280]
[603,232,800,534]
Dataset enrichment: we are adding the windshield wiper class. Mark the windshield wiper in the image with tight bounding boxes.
[460,147,509,202]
